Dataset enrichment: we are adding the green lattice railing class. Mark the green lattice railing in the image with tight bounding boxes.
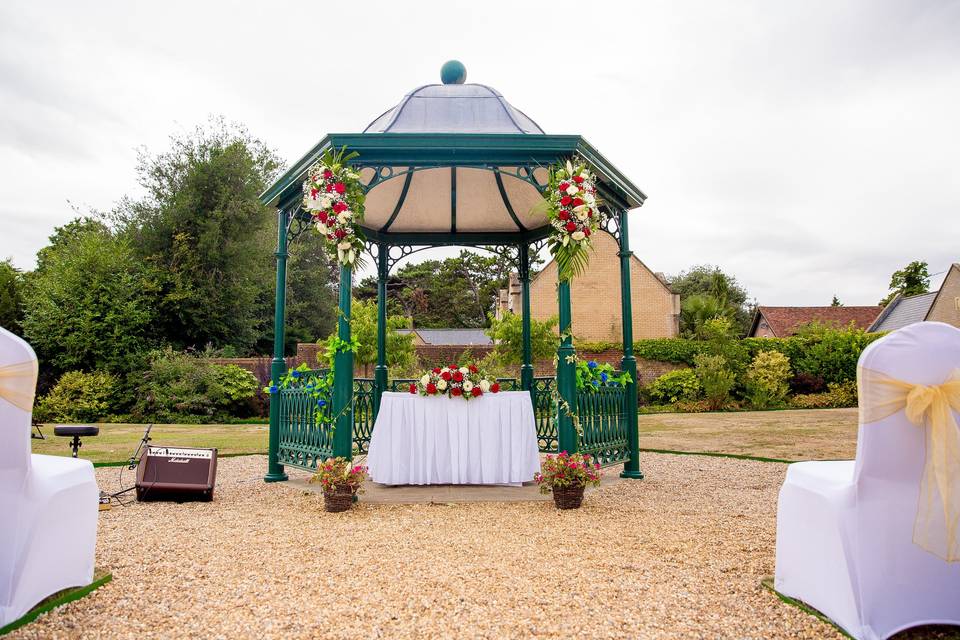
[577,383,630,466]
[276,373,629,471]
[352,378,376,453]
[276,369,333,471]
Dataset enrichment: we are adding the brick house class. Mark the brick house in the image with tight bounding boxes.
[497,232,680,341]
[869,263,960,332]
[749,305,883,337]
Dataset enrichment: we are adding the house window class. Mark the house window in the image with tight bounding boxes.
[955,297,960,311]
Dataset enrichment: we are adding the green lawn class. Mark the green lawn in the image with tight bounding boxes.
[31,407,860,465]
[31,423,268,464]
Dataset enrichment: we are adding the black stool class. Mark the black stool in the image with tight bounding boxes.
[54,424,100,458]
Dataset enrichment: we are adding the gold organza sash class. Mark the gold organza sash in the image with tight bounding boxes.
[0,359,38,412]
[859,367,960,562]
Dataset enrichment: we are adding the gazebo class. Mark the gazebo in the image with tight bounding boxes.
[260,61,647,483]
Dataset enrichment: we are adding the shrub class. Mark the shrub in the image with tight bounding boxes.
[132,349,259,423]
[632,339,704,365]
[790,323,880,385]
[744,351,792,409]
[486,311,558,365]
[646,369,701,404]
[694,353,736,410]
[34,370,117,422]
[789,380,859,409]
[789,372,827,395]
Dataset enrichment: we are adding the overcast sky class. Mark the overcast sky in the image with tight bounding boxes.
[1,1,958,305]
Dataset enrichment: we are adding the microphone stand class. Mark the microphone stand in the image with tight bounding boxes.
[110,423,153,501]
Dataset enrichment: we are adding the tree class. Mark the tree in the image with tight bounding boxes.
[879,260,930,306]
[679,294,726,338]
[485,311,558,364]
[337,299,416,376]
[0,258,24,333]
[830,295,842,307]
[112,118,281,353]
[21,218,156,375]
[669,265,752,336]
[277,234,339,354]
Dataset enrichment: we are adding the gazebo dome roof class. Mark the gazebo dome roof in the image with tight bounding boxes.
[363,62,544,135]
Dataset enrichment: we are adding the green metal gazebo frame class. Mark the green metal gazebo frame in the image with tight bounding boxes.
[260,129,647,483]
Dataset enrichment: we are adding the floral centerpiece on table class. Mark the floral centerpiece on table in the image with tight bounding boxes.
[545,158,605,280]
[302,146,366,267]
[409,363,501,400]
[309,456,368,512]
[535,451,602,510]
[576,360,632,391]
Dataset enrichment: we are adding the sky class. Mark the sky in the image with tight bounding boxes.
[1,0,958,306]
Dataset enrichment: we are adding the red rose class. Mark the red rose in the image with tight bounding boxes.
[333,201,347,213]
[334,182,346,194]
[449,363,458,369]
[451,387,462,396]
[558,211,570,221]
[322,169,333,179]
[325,184,333,193]
[572,197,583,207]
[560,195,572,206]
[587,209,593,217]
[452,371,464,382]
[441,371,452,381]
[558,182,569,192]
[468,364,478,373]
[426,383,437,394]
[565,221,577,232]
[583,227,591,236]
[334,228,347,239]
[573,175,584,184]
[490,383,500,393]
[471,387,482,397]
[317,212,328,223]
[310,188,319,198]
[409,384,417,394]
[432,367,441,374]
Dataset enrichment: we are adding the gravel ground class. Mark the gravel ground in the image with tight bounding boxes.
[9,454,843,640]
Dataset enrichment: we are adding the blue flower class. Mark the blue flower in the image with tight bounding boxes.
[269,385,278,394]
[588,361,598,369]
[600,372,608,382]
[317,399,327,407]
[291,370,301,379]
[592,379,600,387]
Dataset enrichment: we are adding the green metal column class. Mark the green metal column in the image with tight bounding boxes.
[556,278,578,454]
[374,243,389,417]
[618,209,643,479]
[264,208,289,482]
[332,264,354,460]
[519,244,534,392]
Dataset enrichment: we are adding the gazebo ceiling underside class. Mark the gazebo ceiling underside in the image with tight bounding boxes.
[263,133,646,245]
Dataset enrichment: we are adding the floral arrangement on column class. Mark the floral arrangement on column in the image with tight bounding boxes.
[545,157,604,280]
[302,146,366,267]
[410,363,501,400]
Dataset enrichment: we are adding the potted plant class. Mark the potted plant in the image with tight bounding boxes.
[535,451,602,510]
[309,457,367,512]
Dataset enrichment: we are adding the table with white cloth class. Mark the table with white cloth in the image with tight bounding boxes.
[366,391,541,485]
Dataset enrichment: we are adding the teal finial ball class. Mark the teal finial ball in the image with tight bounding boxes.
[440,60,467,84]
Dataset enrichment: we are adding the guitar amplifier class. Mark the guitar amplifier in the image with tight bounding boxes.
[136,446,218,502]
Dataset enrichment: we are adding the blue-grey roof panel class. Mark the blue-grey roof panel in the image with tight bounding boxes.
[871,292,937,332]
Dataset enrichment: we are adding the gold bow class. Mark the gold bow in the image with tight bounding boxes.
[0,359,38,413]
[859,367,960,562]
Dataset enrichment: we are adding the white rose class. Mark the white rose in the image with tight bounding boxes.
[479,379,491,393]
[565,185,579,196]
[319,196,333,210]
[420,374,431,386]
[316,223,328,234]
[584,193,596,205]
[337,241,352,251]
[571,231,586,241]
[579,171,590,181]
[437,379,448,391]
[462,380,474,392]
[304,197,321,211]
[458,367,469,375]
[337,211,352,224]
[576,208,589,221]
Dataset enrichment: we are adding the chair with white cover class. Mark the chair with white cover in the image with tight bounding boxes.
[775,321,960,640]
[0,326,98,627]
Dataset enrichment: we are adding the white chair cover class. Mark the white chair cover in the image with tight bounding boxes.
[775,321,960,640]
[0,327,98,627]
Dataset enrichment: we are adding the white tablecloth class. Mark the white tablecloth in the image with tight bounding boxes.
[367,391,541,485]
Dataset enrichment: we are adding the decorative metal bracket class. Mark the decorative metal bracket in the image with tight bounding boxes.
[285,207,313,245]
[598,205,621,243]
